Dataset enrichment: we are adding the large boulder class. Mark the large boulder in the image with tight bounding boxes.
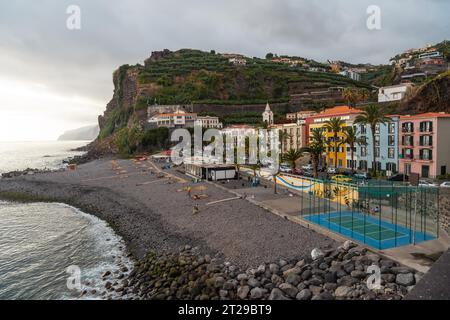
[311,248,325,261]
[396,273,415,287]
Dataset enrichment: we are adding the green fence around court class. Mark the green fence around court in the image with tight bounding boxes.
[297,178,440,249]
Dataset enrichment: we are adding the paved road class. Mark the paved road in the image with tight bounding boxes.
[406,248,450,300]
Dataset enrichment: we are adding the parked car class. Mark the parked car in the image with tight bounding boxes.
[279,165,292,173]
[353,172,371,180]
[440,182,450,188]
[331,175,353,183]
[302,164,313,171]
[327,167,337,174]
[303,170,314,178]
[388,174,408,182]
[418,180,439,187]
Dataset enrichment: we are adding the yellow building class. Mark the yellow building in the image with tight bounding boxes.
[306,106,362,169]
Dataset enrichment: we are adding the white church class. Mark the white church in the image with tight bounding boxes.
[262,102,274,126]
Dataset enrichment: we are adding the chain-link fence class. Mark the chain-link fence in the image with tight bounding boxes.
[277,174,439,249]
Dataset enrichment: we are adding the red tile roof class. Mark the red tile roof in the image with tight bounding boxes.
[400,112,450,119]
[308,106,363,119]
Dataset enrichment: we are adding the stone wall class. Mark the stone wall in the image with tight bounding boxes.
[193,103,299,116]
[439,188,450,234]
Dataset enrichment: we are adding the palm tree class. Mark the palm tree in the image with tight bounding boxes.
[340,126,366,173]
[323,117,345,170]
[278,130,292,154]
[282,149,303,171]
[343,88,370,108]
[249,163,261,181]
[354,105,391,176]
[301,128,326,178]
[232,147,241,180]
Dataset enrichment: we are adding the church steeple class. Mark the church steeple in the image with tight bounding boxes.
[262,102,274,125]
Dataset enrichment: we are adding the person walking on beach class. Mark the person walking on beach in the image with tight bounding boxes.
[193,205,199,215]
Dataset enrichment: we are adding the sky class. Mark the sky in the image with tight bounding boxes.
[0,0,449,141]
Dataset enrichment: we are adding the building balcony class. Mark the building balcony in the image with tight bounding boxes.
[399,154,414,160]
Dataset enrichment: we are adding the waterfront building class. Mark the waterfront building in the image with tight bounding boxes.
[355,115,400,174]
[195,116,223,129]
[305,106,362,169]
[399,113,450,178]
[270,122,307,154]
[148,110,197,128]
[286,111,317,122]
[378,84,412,103]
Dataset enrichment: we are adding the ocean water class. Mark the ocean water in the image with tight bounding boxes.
[0,141,134,300]
[0,141,89,174]
[0,202,133,300]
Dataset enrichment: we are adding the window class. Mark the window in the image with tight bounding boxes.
[359,160,368,171]
[419,135,433,147]
[375,124,380,134]
[420,149,433,161]
[388,135,395,146]
[388,148,395,159]
[360,136,367,145]
[386,163,397,173]
[402,135,414,146]
[402,148,414,159]
[442,166,447,176]
[361,147,367,157]
[420,121,433,132]
[375,162,382,171]
[375,147,380,158]
[360,125,367,134]
[375,136,380,146]
[388,123,396,134]
[402,122,414,133]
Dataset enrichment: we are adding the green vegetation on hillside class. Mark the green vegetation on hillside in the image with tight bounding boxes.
[114,127,170,156]
[136,49,367,105]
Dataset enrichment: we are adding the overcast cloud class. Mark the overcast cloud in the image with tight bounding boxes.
[0,0,449,140]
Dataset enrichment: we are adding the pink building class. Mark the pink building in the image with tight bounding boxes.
[399,113,450,178]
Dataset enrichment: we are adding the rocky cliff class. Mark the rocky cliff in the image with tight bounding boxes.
[58,125,99,141]
[399,72,450,114]
[96,49,367,142]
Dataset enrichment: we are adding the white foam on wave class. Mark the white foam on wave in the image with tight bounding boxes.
[52,203,135,300]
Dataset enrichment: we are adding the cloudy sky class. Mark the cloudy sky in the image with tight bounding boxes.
[0,0,448,141]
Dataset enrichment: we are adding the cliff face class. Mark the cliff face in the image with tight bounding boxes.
[96,49,368,142]
[399,72,450,114]
[58,125,99,141]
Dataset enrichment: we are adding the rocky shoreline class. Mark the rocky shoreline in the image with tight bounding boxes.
[0,158,424,300]
[121,241,422,300]
[0,167,64,179]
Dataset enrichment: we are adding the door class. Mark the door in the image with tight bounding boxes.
[404,164,411,175]
[421,165,430,178]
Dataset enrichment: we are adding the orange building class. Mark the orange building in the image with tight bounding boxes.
[305,106,362,169]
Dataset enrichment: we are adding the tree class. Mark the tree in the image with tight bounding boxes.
[278,130,292,154]
[341,126,366,173]
[266,53,274,60]
[354,105,391,176]
[282,149,303,170]
[301,128,326,178]
[342,88,370,108]
[249,163,261,181]
[323,117,345,169]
